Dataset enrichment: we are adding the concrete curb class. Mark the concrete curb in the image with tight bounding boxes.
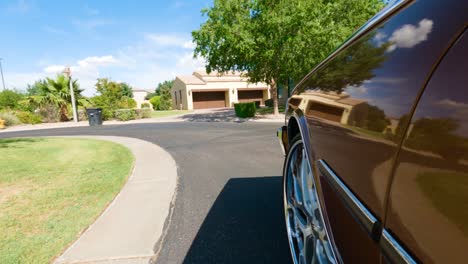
[53,136,178,264]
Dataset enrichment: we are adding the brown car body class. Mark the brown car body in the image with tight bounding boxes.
[279,0,468,263]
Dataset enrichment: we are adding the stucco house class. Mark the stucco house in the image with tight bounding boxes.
[132,89,151,109]
[171,71,271,110]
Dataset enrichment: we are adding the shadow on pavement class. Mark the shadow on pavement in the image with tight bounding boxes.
[183,176,292,264]
[179,109,250,123]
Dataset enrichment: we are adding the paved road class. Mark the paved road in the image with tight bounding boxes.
[0,121,291,264]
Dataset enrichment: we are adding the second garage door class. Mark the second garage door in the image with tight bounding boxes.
[238,90,264,106]
[193,91,226,109]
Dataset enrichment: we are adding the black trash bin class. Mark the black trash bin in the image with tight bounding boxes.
[86,108,103,126]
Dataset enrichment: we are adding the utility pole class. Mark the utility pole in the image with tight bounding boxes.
[63,67,78,123]
[0,58,6,90]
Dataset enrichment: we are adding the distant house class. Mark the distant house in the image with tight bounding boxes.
[171,71,271,110]
[132,89,152,109]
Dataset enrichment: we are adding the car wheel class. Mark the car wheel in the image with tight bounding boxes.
[283,135,337,264]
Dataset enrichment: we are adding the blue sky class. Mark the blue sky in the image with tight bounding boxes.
[0,0,211,95]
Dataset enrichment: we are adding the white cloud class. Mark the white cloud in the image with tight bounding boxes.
[77,56,119,68]
[387,19,433,52]
[436,99,468,110]
[5,33,204,96]
[145,33,194,49]
[177,52,205,69]
[40,56,120,95]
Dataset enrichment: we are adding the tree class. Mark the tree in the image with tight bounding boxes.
[26,75,84,121]
[120,82,134,98]
[154,80,173,110]
[192,0,383,115]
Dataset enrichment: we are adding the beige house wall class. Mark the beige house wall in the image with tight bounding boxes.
[172,72,271,110]
[133,91,151,109]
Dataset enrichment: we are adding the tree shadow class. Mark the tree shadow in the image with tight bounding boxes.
[183,176,292,264]
[178,109,251,123]
[0,138,43,148]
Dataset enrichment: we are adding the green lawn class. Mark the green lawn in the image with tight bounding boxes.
[150,110,192,118]
[0,138,134,264]
[256,106,286,115]
[417,171,468,236]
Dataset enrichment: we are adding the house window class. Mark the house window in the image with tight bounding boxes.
[175,91,178,105]
[179,90,182,104]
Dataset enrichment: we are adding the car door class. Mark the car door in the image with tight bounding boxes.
[384,29,468,264]
[287,0,467,262]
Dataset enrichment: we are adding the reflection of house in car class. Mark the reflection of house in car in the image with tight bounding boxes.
[290,91,367,125]
[171,71,271,110]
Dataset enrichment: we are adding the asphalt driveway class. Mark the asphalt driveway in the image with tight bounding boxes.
[0,121,291,264]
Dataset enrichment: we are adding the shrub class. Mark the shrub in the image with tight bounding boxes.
[78,109,88,121]
[15,111,42,124]
[150,96,161,110]
[0,90,24,110]
[234,102,256,118]
[37,104,61,123]
[159,99,172,110]
[136,108,152,119]
[119,97,137,109]
[265,99,273,107]
[114,109,137,121]
[141,102,151,109]
[101,108,114,121]
[0,111,22,126]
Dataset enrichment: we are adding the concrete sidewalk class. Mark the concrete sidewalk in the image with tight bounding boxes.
[53,136,178,264]
[0,109,284,134]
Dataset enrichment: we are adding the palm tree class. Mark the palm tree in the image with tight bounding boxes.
[27,75,85,121]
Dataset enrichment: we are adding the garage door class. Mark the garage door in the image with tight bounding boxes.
[306,102,344,122]
[238,90,264,105]
[193,91,226,109]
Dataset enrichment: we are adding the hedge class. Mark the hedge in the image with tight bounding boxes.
[150,96,161,110]
[114,109,137,121]
[136,108,152,119]
[141,102,151,109]
[234,102,256,118]
[15,111,42,124]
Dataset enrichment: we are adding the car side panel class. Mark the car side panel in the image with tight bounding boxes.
[286,0,467,262]
[386,29,468,264]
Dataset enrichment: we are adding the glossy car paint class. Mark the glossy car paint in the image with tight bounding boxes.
[282,0,468,262]
[387,30,468,263]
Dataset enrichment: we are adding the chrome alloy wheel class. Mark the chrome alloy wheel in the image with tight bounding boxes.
[283,139,337,264]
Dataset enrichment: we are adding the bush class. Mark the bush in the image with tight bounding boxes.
[159,98,172,110]
[136,108,152,119]
[265,99,273,107]
[141,102,151,109]
[114,109,137,121]
[234,102,256,118]
[15,111,42,124]
[150,96,161,110]
[0,90,24,110]
[101,108,114,121]
[0,111,22,126]
[119,97,137,109]
[38,104,61,123]
[78,109,88,121]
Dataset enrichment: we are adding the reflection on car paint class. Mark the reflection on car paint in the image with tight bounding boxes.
[285,0,468,262]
